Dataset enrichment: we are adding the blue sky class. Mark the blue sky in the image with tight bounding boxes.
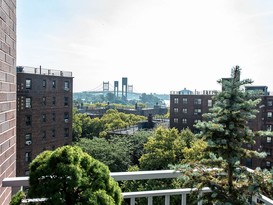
[17,0,273,94]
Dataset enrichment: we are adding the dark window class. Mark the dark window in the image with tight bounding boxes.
[64,128,69,137]
[194,98,202,105]
[268,100,273,107]
[42,97,46,105]
[42,131,46,139]
[26,79,31,89]
[174,98,179,104]
[25,115,32,126]
[64,97,69,106]
[42,114,46,122]
[52,80,56,88]
[64,112,69,123]
[42,80,46,88]
[52,97,56,105]
[52,113,56,121]
[25,152,31,163]
[52,129,55,138]
[182,98,187,104]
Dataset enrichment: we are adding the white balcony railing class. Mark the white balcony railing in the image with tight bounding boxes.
[3,170,273,205]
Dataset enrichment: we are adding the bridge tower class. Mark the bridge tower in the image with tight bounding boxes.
[114,81,119,97]
[103,81,109,93]
[122,77,128,100]
[128,85,133,93]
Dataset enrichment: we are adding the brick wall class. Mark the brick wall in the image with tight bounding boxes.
[0,0,16,204]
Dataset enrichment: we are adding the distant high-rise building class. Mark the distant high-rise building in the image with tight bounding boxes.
[0,1,17,204]
[16,66,73,176]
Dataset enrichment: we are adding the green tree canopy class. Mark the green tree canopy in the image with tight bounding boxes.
[139,127,190,170]
[28,146,122,205]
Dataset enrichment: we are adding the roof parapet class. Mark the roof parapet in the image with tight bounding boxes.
[16,66,72,77]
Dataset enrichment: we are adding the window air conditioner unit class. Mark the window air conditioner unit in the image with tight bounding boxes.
[64,119,69,123]
[25,141,32,145]
[64,88,69,91]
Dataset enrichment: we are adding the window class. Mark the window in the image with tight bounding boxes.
[25,79,31,89]
[173,118,178,123]
[25,115,32,126]
[64,128,69,138]
[268,100,273,107]
[42,97,46,105]
[194,119,201,123]
[25,152,31,163]
[52,129,55,138]
[52,80,56,88]
[182,118,187,124]
[182,98,187,104]
[246,159,252,168]
[25,97,32,108]
[42,114,46,122]
[194,108,202,115]
[42,131,46,139]
[25,134,32,145]
[52,113,56,121]
[64,112,69,122]
[194,98,202,105]
[25,170,30,176]
[267,125,272,132]
[42,79,46,88]
[174,108,178,113]
[64,97,69,106]
[267,136,272,143]
[268,112,273,119]
[64,81,69,90]
[52,97,56,105]
[266,161,271,168]
[208,99,212,107]
[174,98,179,104]
[182,108,187,113]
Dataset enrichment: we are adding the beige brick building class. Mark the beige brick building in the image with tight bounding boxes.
[0,0,17,204]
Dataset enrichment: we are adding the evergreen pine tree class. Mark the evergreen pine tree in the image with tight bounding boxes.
[174,66,266,204]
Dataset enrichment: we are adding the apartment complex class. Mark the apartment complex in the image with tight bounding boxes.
[16,66,73,176]
[0,0,16,204]
[170,87,273,170]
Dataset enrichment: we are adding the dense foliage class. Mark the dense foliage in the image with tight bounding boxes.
[174,66,266,204]
[28,146,122,205]
[76,131,151,172]
[72,108,146,141]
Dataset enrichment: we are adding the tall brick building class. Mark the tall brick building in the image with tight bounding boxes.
[0,0,17,204]
[170,87,273,170]
[16,66,73,176]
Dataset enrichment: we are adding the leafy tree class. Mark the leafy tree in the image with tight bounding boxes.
[10,190,25,205]
[139,127,186,170]
[72,109,83,141]
[76,131,151,171]
[174,66,266,204]
[76,137,131,172]
[28,146,122,205]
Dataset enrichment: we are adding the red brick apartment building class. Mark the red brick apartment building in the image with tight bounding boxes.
[0,0,16,204]
[16,66,73,176]
[170,87,273,170]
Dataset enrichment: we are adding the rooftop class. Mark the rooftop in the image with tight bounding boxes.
[16,66,73,77]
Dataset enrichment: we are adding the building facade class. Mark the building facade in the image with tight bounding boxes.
[16,66,73,176]
[0,0,17,204]
[170,87,273,170]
